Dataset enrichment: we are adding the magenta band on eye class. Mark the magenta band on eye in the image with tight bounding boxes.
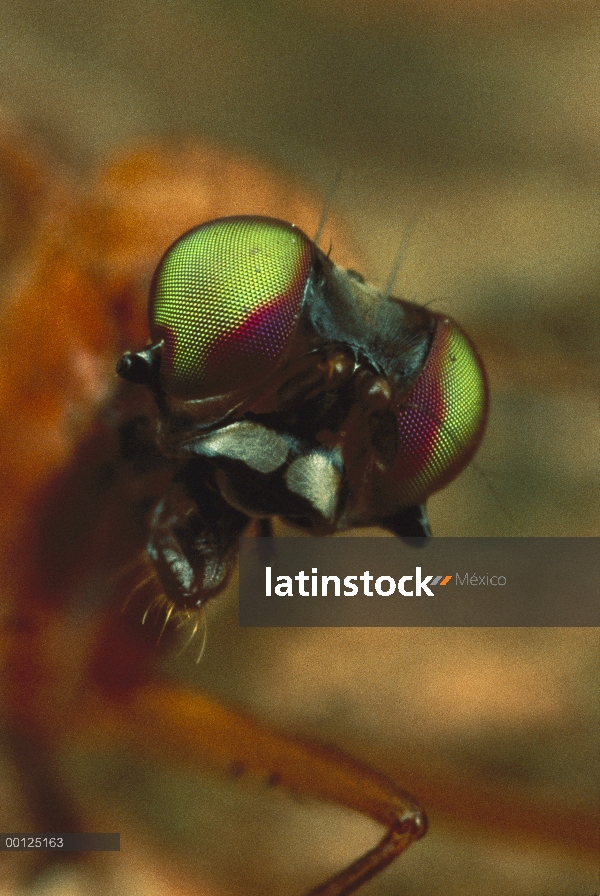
[389,316,488,507]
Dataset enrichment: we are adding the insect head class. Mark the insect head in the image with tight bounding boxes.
[117,216,488,609]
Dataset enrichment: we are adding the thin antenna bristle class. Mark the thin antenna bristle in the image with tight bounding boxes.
[314,167,343,247]
[141,594,158,625]
[383,212,421,299]
[182,616,199,652]
[195,610,208,663]
[157,602,174,644]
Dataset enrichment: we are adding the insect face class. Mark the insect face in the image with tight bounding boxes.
[118,215,488,610]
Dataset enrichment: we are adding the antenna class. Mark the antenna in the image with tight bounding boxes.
[383,211,420,299]
[313,167,343,247]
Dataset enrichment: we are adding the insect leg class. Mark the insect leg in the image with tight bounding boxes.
[380,503,431,544]
[87,683,426,896]
[258,517,273,538]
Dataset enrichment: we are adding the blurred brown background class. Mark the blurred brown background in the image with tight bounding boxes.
[0,1,598,895]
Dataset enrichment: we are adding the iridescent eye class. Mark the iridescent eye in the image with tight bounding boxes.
[392,317,488,506]
[149,217,314,400]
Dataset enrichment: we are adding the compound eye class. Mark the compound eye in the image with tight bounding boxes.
[394,317,488,506]
[149,217,313,400]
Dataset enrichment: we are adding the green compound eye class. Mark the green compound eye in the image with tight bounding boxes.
[391,316,488,507]
[149,217,314,400]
